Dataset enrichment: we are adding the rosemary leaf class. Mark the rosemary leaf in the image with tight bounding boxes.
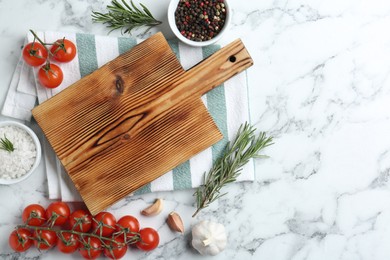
[0,134,15,152]
[91,0,162,35]
[192,123,273,217]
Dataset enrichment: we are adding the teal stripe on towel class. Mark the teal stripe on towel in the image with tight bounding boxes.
[168,39,180,58]
[202,45,229,162]
[134,184,151,195]
[76,34,98,77]
[169,40,192,190]
[117,37,137,54]
[173,162,192,190]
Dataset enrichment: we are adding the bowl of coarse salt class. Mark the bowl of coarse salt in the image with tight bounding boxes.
[0,121,41,185]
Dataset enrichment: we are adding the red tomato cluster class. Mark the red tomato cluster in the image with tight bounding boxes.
[22,34,77,89]
[9,202,160,259]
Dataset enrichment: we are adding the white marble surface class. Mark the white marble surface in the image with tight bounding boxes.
[1,0,390,259]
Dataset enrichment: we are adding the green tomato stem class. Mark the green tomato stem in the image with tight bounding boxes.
[17,223,140,248]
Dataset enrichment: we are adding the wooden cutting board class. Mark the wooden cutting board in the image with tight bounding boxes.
[32,32,253,215]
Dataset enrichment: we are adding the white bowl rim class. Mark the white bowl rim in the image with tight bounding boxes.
[167,0,232,47]
[0,121,42,185]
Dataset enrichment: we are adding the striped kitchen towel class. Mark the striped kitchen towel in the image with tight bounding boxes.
[2,31,254,201]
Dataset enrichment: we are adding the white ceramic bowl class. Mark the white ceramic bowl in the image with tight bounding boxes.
[167,0,231,47]
[0,121,41,185]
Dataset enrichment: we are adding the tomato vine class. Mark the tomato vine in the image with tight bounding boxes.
[23,30,77,89]
[10,202,160,259]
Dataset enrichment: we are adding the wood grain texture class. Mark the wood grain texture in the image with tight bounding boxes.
[32,32,253,215]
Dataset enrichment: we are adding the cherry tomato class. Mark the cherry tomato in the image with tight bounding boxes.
[92,212,116,237]
[103,236,127,259]
[115,215,140,240]
[45,201,70,226]
[9,228,32,252]
[79,236,102,259]
[22,204,46,226]
[22,42,48,67]
[50,39,77,63]
[136,227,159,251]
[69,209,92,232]
[38,63,63,89]
[57,232,79,254]
[33,229,57,250]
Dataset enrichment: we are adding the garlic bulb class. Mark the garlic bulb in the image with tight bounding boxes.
[191,220,227,256]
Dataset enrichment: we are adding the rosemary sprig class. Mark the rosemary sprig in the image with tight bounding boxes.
[0,134,15,152]
[192,123,273,217]
[91,0,162,35]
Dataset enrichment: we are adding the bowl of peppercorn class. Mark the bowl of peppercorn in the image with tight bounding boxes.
[168,0,231,47]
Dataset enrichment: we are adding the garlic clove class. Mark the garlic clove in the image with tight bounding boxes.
[141,198,163,216]
[166,211,184,233]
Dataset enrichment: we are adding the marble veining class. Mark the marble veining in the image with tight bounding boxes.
[2,0,390,259]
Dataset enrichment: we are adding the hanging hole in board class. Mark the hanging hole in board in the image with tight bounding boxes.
[229,55,236,63]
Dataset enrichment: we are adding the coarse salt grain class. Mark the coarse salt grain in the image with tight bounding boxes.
[0,125,36,179]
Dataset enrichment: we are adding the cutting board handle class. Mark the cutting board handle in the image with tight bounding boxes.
[172,39,254,100]
[122,38,254,138]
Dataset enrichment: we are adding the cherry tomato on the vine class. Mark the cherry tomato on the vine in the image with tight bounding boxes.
[115,215,140,240]
[69,209,92,232]
[22,42,48,67]
[103,236,127,259]
[92,212,116,237]
[45,201,70,226]
[50,39,77,63]
[22,204,46,226]
[33,229,57,250]
[38,63,63,89]
[9,228,32,252]
[57,232,79,254]
[79,236,102,259]
[136,227,159,251]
